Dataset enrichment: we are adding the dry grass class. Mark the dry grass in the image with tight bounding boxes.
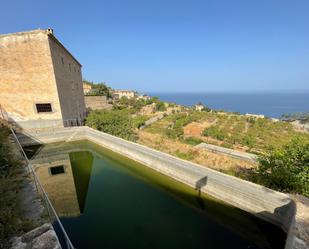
[137,130,256,173]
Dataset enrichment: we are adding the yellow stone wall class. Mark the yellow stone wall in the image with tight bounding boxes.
[34,156,81,217]
[0,30,62,122]
[0,29,86,128]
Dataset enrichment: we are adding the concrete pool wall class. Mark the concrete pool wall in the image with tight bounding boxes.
[17,126,308,249]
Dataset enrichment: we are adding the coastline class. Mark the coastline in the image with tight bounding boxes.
[149,92,309,118]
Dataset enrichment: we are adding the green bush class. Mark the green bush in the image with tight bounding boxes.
[133,115,148,129]
[183,137,203,146]
[256,137,309,197]
[155,101,166,112]
[174,150,199,161]
[84,80,112,97]
[86,110,137,141]
[117,97,147,111]
[165,127,183,139]
[242,135,256,148]
[202,106,211,112]
[202,126,226,141]
[221,142,233,149]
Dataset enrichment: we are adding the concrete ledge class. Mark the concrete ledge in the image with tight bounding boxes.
[18,126,308,249]
[196,142,258,162]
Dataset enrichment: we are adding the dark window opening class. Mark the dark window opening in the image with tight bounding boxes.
[36,103,52,113]
[50,165,65,175]
[61,57,64,65]
[69,63,71,72]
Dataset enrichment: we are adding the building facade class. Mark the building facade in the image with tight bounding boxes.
[83,82,92,95]
[112,90,137,100]
[0,29,86,129]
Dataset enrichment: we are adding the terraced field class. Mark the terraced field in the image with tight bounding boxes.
[142,111,309,154]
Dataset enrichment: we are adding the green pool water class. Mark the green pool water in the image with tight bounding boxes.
[27,140,286,249]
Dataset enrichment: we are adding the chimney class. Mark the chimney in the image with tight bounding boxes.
[47,28,54,34]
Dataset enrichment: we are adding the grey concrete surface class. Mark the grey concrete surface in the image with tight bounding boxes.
[196,142,258,162]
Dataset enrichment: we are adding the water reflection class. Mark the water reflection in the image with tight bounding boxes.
[27,141,286,249]
[30,144,93,217]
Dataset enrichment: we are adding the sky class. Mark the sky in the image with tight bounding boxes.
[1,0,309,93]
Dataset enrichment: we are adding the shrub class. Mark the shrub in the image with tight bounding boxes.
[165,127,183,139]
[155,101,167,112]
[174,150,199,161]
[256,137,309,197]
[242,135,256,148]
[202,126,226,141]
[202,106,211,112]
[84,81,112,98]
[221,142,233,149]
[133,115,148,129]
[86,110,137,141]
[184,137,203,146]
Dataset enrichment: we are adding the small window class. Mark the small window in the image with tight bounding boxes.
[61,57,64,65]
[36,103,52,113]
[69,63,71,72]
[50,165,65,175]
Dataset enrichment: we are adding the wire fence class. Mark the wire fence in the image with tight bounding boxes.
[10,127,75,249]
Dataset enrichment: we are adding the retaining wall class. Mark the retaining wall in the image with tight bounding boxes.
[196,142,258,162]
[17,126,308,249]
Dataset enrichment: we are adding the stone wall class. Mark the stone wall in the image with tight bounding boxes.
[48,34,86,123]
[0,29,86,128]
[84,96,112,110]
[0,30,62,123]
[196,142,258,162]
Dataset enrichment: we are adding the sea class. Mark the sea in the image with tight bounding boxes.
[149,92,309,118]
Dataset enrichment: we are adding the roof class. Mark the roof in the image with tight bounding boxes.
[0,29,82,67]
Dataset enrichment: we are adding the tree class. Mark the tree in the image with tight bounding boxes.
[256,137,309,197]
[85,110,136,141]
[83,80,112,98]
[155,101,166,111]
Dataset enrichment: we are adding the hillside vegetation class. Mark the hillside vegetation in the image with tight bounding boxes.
[144,110,309,153]
[84,92,309,197]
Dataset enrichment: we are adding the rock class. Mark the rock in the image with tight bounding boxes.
[10,237,27,249]
[31,230,61,249]
[10,223,61,249]
[21,223,51,243]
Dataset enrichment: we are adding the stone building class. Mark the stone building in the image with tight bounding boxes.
[112,90,137,100]
[194,103,204,112]
[83,82,92,95]
[0,29,86,129]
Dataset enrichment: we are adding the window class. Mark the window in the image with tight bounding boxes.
[69,63,71,72]
[36,103,52,113]
[61,57,64,65]
[50,165,65,175]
